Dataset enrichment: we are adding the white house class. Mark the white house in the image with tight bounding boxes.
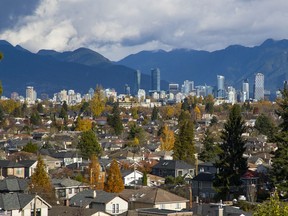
[0,193,51,216]
[121,170,143,186]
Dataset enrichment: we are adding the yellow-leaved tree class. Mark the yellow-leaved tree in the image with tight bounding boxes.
[75,117,92,131]
[90,86,106,117]
[160,124,175,151]
[104,159,124,193]
[89,154,104,190]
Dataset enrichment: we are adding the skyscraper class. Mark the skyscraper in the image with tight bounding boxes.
[151,68,160,92]
[242,79,249,102]
[217,75,225,99]
[254,73,264,101]
[26,86,37,103]
[134,70,141,95]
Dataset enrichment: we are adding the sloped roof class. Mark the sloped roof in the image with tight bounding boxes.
[52,178,85,188]
[119,187,188,204]
[70,190,118,207]
[0,178,29,192]
[152,160,194,170]
[0,160,24,168]
[192,172,214,182]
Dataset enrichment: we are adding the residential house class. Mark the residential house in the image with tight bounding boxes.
[119,187,188,211]
[137,208,193,216]
[0,193,51,216]
[41,155,62,170]
[70,189,128,215]
[0,160,25,178]
[0,177,29,193]
[121,170,143,187]
[151,160,195,178]
[191,172,215,202]
[147,174,165,187]
[52,178,89,201]
[19,160,37,178]
[52,151,82,166]
[49,206,110,216]
[198,161,217,174]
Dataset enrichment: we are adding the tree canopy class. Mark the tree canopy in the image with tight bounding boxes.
[78,130,102,159]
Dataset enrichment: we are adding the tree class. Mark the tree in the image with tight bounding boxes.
[199,129,220,162]
[205,94,214,114]
[160,124,175,151]
[88,154,103,190]
[151,106,159,121]
[142,171,148,186]
[107,102,123,135]
[127,122,146,145]
[22,141,38,153]
[30,111,41,126]
[271,88,288,194]
[36,102,44,113]
[104,159,124,193]
[75,118,92,131]
[90,86,106,117]
[78,130,102,159]
[173,111,195,164]
[213,104,247,200]
[253,192,288,216]
[30,155,53,200]
[255,114,276,140]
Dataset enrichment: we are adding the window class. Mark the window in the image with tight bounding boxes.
[175,203,181,209]
[31,209,41,216]
[69,188,73,194]
[177,170,183,176]
[112,204,119,214]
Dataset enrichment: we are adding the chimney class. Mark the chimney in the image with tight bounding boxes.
[65,199,69,206]
[93,190,96,198]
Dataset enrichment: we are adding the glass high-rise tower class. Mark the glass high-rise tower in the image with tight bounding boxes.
[134,70,141,95]
[151,68,160,92]
[254,73,264,101]
[217,75,225,99]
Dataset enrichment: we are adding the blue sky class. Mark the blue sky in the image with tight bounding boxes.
[1,0,288,60]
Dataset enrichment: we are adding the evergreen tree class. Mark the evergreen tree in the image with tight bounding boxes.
[22,141,38,153]
[142,171,148,186]
[151,106,159,121]
[104,159,124,193]
[181,98,190,111]
[271,88,288,194]
[213,104,247,200]
[30,111,41,126]
[30,155,53,197]
[199,129,220,162]
[36,102,44,113]
[78,130,102,159]
[173,112,195,164]
[107,102,123,135]
[204,94,214,114]
[255,114,276,140]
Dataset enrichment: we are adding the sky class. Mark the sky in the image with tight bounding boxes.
[1,0,288,61]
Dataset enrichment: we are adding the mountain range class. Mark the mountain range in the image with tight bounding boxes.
[1,38,288,98]
[118,39,288,96]
[0,40,167,97]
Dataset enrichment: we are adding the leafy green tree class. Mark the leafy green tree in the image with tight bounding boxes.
[181,98,190,111]
[78,130,102,159]
[199,129,220,162]
[173,112,195,164]
[210,116,218,125]
[271,88,288,194]
[253,192,288,216]
[104,159,124,193]
[127,122,145,145]
[255,114,276,140]
[36,102,44,113]
[30,111,41,126]
[151,106,159,121]
[107,102,123,135]
[22,141,38,153]
[213,104,247,200]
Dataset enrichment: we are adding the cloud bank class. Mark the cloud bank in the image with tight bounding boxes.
[1,0,288,60]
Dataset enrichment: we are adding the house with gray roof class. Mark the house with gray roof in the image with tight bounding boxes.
[70,189,128,215]
[151,160,195,178]
[52,178,89,201]
[0,177,29,193]
[0,193,51,216]
[0,160,25,178]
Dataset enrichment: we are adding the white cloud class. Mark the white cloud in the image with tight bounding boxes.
[1,0,288,60]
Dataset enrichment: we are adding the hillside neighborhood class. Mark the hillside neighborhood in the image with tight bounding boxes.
[0,79,286,216]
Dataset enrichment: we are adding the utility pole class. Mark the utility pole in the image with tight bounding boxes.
[33,193,37,216]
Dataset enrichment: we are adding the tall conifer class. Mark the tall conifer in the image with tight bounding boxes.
[104,159,124,193]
